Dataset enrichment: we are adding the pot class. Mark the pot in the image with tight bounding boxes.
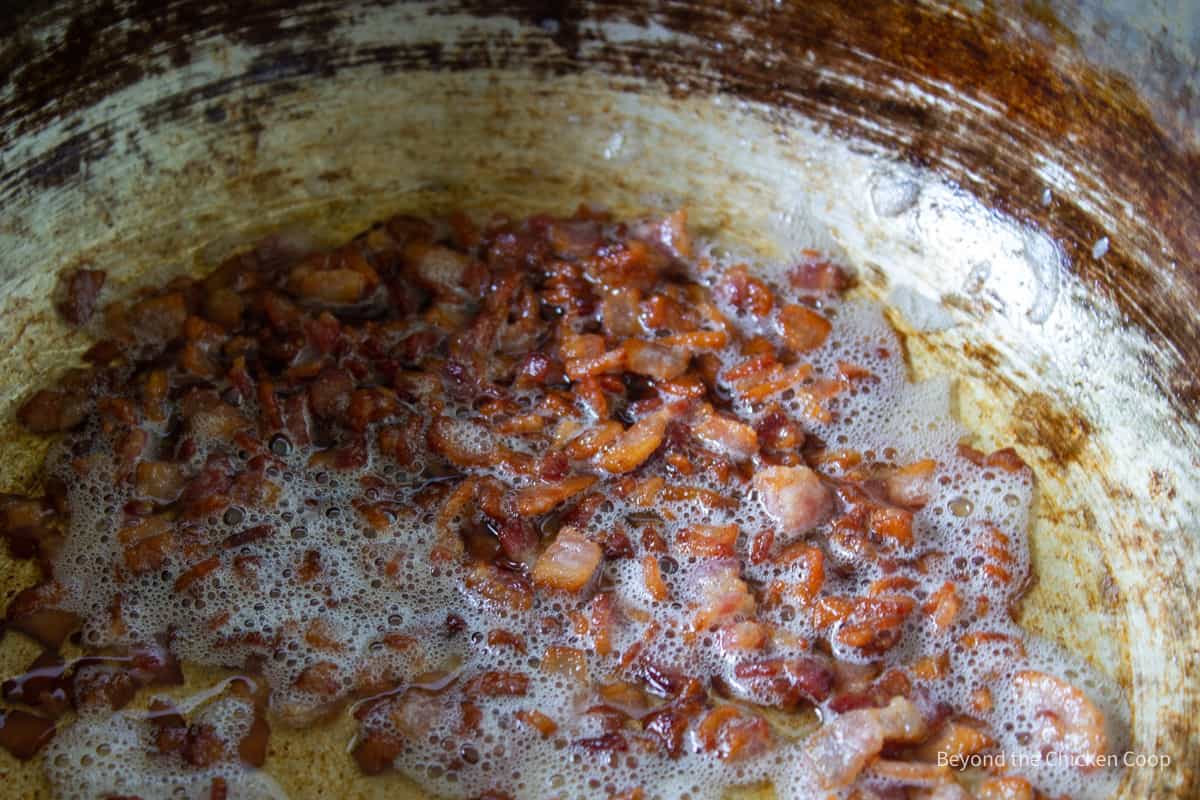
[0,1,1196,797]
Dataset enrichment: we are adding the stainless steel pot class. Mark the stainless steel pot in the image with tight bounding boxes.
[1,1,1196,797]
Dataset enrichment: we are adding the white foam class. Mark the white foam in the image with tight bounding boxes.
[38,235,1125,799]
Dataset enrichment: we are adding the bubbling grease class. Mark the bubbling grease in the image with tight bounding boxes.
[33,217,1126,800]
[46,693,285,800]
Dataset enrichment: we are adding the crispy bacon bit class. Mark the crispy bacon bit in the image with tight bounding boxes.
[57,268,107,326]
[132,292,189,343]
[309,367,354,419]
[641,555,669,601]
[409,243,471,296]
[597,406,675,474]
[834,595,916,655]
[290,266,369,304]
[677,523,740,558]
[789,254,850,291]
[540,646,589,684]
[633,209,692,259]
[428,415,499,468]
[135,461,187,504]
[913,719,995,763]
[6,588,81,650]
[805,696,921,788]
[886,459,937,508]
[516,474,598,516]
[779,304,832,352]
[693,405,758,462]
[869,505,915,549]
[717,620,767,652]
[515,709,558,737]
[718,265,774,316]
[732,656,833,708]
[0,709,56,760]
[17,390,88,433]
[753,465,832,537]
[1011,670,1108,768]
[693,561,755,631]
[923,582,962,631]
[532,526,602,593]
[696,705,771,761]
[625,340,690,381]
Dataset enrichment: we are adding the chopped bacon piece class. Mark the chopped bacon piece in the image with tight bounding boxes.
[540,646,589,684]
[516,474,598,516]
[464,563,533,611]
[135,461,187,504]
[717,620,767,652]
[869,505,915,549]
[1010,670,1108,768]
[515,709,558,737]
[753,465,832,537]
[677,523,740,558]
[789,254,850,291]
[57,268,106,326]
[913,719,995,763]
[923,582,962,631]
[692,561,755,630]
[353,727,404,775]
[886,459,937,508]
[17,390,88,433]
[696,705,771,761]
[835,595,916,655]
[0,709,55,760]
[532,526,603,593]
[779,304,832,352]
[693,405,758,461]
[641,555,669,601]
[5,591,81,650]
[732,656,833,708]
[718,265,774,316]
[428,415,499,468]
[624,340,690,381]
[597,406,675,474]
[131,292,189,343]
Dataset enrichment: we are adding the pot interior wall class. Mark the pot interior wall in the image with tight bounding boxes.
[0,5,1196,798]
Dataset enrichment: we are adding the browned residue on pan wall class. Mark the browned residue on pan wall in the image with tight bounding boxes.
[4,0,1196,417]
[1013,391,1093,465]
[1,1,1197,797]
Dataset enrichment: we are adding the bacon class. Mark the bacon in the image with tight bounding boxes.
[692,561,755,631]
[676,523,740,558]
[778,304,832,352]
[0,710,56,761]
[516,474,598,516]
[532,527,603,593]
[16,389,89,433]
[596,406,675,474]
[753,465,832,537]
[731,656,833,709]
[886,459,937,508]
[308,366,354,419]
[696,705,771,761]
[693,405,759,462]
[624,340,690,381]
[57,268,107,326]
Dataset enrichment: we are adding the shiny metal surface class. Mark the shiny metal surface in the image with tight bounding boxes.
[0,1,1195,797]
